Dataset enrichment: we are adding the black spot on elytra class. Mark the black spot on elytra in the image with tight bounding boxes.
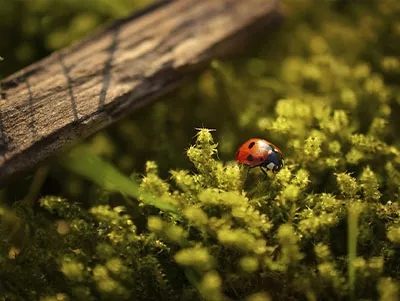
[235,150,240,158]
[247,154,254,161]
[248,142,255,149]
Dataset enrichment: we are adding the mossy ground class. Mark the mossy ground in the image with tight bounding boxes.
[0,0,399,300]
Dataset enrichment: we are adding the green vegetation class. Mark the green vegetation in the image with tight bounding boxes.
[1,0,399,300]
[0,0,152,78]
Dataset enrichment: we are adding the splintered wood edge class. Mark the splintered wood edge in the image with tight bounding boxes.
[0,0,281,184]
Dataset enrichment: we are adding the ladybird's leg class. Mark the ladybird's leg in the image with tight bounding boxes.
[259,166,268,177]
[246,166,256,180]
[246,166,252,179]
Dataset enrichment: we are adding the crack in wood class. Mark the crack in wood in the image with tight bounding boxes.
[58,53,79,121]
[0,110,7,156]
[24,75,38,140]
[99,27,120,108]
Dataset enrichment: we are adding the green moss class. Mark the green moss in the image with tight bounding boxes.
[1,0,400,300]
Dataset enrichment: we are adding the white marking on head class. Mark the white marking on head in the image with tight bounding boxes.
[266,162,275,170]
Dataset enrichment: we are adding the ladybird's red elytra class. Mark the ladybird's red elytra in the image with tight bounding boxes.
[235,138,284,176]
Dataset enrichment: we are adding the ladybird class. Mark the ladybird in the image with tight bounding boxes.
[235,138,284,176]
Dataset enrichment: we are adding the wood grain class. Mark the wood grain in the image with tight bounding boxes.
[0,0,280,184]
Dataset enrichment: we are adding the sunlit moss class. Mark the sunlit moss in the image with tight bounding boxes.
[61,257,86,281]
[174,246,215,271]
[336,172,359,198]
[378,277,399,301]
[246,292,271,301]
[276,224,304,269]
[359,166,382,201]
[387,226,400,243]
[199,270,224,301]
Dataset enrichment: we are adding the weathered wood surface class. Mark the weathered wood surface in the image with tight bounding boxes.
[0,0,280,184]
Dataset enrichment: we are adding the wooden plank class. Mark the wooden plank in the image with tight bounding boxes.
[0,0,280,184]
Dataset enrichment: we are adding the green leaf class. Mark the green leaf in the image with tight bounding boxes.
[62,145,179,213]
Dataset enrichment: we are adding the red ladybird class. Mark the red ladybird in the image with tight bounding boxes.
[235,138,284,176]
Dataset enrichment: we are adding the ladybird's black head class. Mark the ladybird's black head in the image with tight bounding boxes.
[262,151,284,172]
[275,159,284,172]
